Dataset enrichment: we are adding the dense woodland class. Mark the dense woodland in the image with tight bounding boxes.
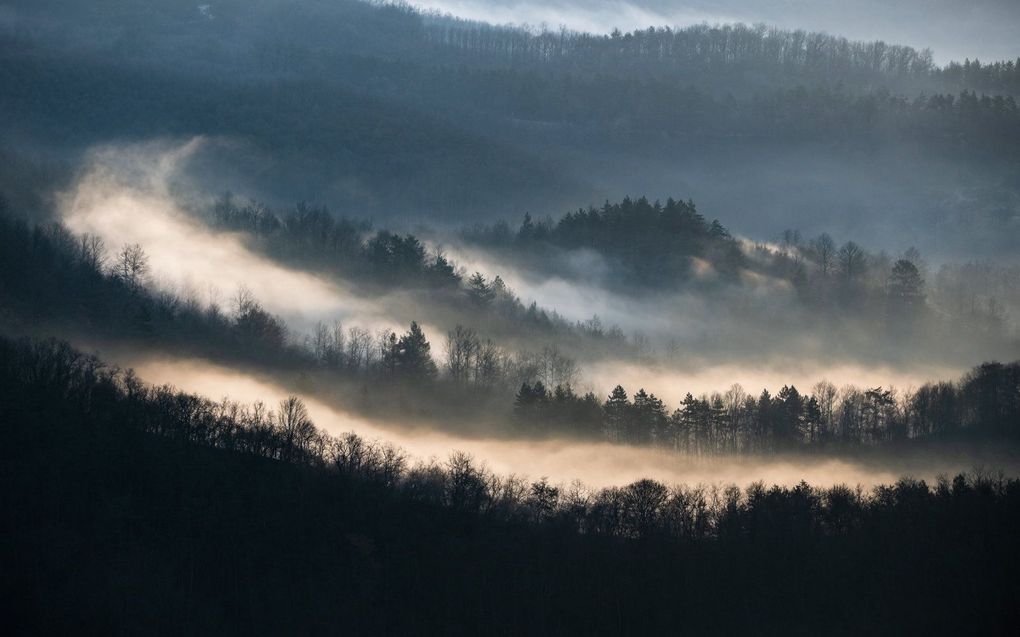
[0,205,591,424]
[465,195,1020,349]
[213,193,1020,365]
[2,0,1020,239]
[210,195,599,340]
[3,204,1018,455]
[3,334,1019,633]
[3,3,1020,631]
[513,361,1020,452]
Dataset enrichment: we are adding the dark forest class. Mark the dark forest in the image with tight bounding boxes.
[2,0,1019,634]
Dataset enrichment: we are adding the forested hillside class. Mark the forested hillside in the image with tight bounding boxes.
[3,335,1019,634]
[3,205,1018,454]
[3,2,1020,633]
[2,0,1019,258]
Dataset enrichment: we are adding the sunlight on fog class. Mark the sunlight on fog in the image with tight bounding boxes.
[58,139,395,334]
[584,359,966,407]
[122,353,994,490]
[441,240,677,329]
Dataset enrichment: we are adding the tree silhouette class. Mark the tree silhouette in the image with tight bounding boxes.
[394,321,437,380]
[114,243,149,291]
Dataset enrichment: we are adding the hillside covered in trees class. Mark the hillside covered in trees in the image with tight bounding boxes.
[2,1,1020,633]
[1,0,1019,259]
[3,202,1018,457]
[3,335,1019,634]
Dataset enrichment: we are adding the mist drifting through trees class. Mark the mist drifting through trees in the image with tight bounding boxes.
[2,0,1020,633]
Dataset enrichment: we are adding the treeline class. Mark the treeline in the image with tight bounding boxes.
[8,3,1020,153]
[514,360,1020,451]
[7,202,1017,452]
[425,21,936,86]
[0,208,310,366]
[464,196,746,286]
[418,18,1020,152]
[10,333,1017,541]
[426,17,1020,98]
[0,206,580,386]
[3,333,1020,633]
[419,68,1020,154]
[211,195,629,344]
[5,201,1018,452]
[465,195,1018,349]
[937,57,1020,96]
[0,206,583,418]
[5,0,1020,235]
[760,225,1018,339]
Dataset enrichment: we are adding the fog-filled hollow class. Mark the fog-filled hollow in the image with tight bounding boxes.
[56,138,411,336]
[583,359,965,407]
[52,139,1013,393]
[114,350,1016,490]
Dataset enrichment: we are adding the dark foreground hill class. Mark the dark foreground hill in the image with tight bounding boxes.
[2,336,1019,635]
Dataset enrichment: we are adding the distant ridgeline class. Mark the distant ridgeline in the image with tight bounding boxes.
[424,18,1020,95]
[2,1,1020,220]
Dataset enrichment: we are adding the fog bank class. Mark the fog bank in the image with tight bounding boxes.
[58,139,400,335]
[121,352,1011,489]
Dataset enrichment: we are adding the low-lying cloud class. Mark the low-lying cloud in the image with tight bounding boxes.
[58,138,399,335]
[123,352,1011,489]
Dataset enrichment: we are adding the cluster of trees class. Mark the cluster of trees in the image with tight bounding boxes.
[0,207,593,425]
[6,204,1017,452]
[413,19,1020,155]
[937,57,1020,95]
[744,87,1020,154]
[466,194,1018,355]
[514,361,1020,451]
[0,208,310,364]
[214,197,458,286]
[467,195,927,307]
[424,21,938,87]
[0,205,564,386]
[763,226,1018,343]
[465,196,745,287]
[6,198,1019,450]
[212,195,633,346]
[425,17,1020,100]
[4,333,1019,633]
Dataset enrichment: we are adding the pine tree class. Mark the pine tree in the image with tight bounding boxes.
[394,322,436,380]
[604,385,630,442]
[887,259,926,330]
[467,272,495,307]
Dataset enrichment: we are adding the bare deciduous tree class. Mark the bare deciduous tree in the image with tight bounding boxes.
[78,233,106,271]
[115,243,149,290]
